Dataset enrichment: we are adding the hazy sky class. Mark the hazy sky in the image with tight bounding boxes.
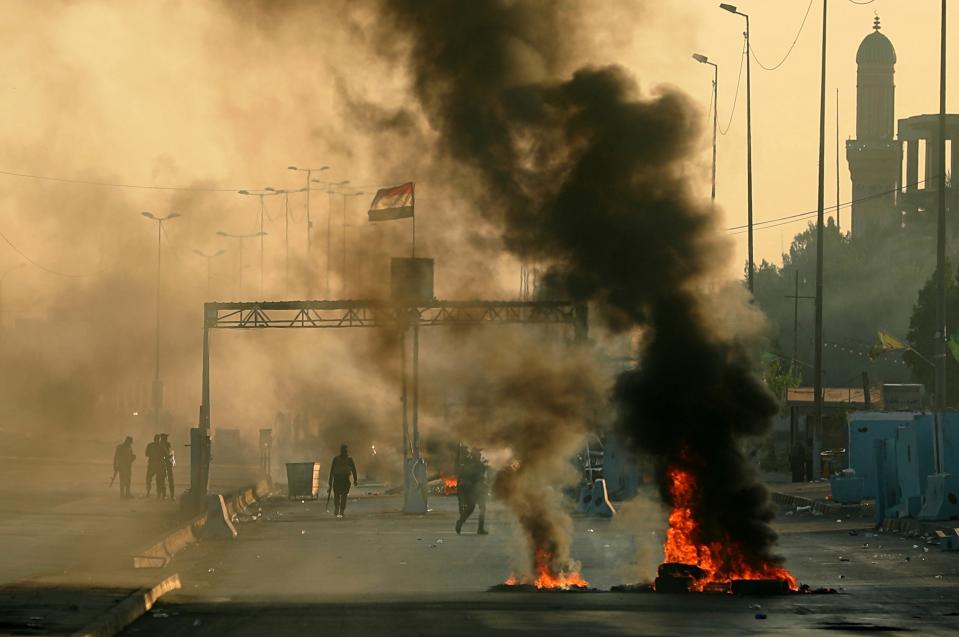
[642,0,958,274]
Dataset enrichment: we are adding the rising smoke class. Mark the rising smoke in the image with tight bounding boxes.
[379,0,787,576]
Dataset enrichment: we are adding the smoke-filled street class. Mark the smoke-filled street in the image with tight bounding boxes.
[2,1,959,636]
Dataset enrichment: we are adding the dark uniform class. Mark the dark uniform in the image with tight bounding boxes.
[113,436,136,498]
[145,435,166,498]
[328,445,358,517]
[456,449,488,535]
[160,433,175,499]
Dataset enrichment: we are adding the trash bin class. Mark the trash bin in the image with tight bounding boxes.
[286,462,321,500]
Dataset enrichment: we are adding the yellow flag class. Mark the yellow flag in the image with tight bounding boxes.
[877,331,907,351]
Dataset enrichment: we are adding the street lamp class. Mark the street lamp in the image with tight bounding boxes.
[289,165,329,297]
[191,248,227,300]
[141,211,180,431]
[265,188,307,297]
[340,191,366,296]
[216,230,267,300]
[720,3,754,294]
[312,178,351,298]
[693,53,718,205]
[238,189,283,299]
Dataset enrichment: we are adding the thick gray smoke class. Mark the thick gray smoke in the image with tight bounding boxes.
[380,0,788,577]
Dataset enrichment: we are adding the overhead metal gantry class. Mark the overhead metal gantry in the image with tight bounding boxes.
[202,299,587,331]
[189,298,588,510]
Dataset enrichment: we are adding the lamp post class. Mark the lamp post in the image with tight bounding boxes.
[141,211,180,431]
[266,187,307,297]
[216,230,267,300]
[288,165,329,297]
[191,249,226,299]
[340,191,365,296]
[934,0,948,471]
[239,189,283,299]
[312,178,350,298]
[812,0,828,480]
[693,53,718,204]
[720,3,754,293]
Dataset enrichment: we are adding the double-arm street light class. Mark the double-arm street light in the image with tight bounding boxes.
[720,3,754,293]
[693,53,719,204]
[312,178,351,298]
[238,189,284,299]
[216,230,267,300]
[141,211,180,430]
[339,191,366,296]
[288,165,329,296]
[191,248,227,299]
[265,187,307,297]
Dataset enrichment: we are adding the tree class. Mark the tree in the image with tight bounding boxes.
[904,263,959,406]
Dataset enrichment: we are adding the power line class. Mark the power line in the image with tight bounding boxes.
[749,0,815,71]
[0,168,246,192]
[0,226,96,278]
[726,178,930,233]
[718,38,746,136]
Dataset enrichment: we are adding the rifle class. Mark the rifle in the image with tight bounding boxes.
[325,486,332,512]
[109,468,118,487]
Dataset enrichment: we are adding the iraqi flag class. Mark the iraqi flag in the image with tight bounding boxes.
[368,182,414,222]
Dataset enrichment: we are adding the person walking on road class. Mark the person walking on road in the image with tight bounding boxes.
[145,434,166,499]
[328,444,357,518]
[456,447,488,535]
[160,433,175,499]
[113,436,136,498]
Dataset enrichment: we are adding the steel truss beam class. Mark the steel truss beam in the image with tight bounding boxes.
[204,300,587,334]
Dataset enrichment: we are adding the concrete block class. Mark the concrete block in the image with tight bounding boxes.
[829,476,864,504]
[918,473,959,521]
[198,494,238,539]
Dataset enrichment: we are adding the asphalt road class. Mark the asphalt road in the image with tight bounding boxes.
[120,490,959,637]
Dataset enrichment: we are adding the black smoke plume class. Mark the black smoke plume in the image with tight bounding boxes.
[380,0,786,575]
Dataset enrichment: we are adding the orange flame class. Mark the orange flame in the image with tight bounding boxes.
[441,475,457,495]
[663,466,797,591]
[504,548,589,589]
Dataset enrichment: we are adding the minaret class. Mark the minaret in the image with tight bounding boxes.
[846,16,900,237]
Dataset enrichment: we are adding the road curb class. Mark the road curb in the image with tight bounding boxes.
[132,480,270,568]
[68,573,181,637]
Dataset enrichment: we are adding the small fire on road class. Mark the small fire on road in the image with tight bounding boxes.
[659,466,798,593]
[501,548,590,591]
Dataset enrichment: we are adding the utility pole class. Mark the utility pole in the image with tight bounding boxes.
[836,88,841,231]
[785,271,816,376]
[813,0,829,479]
[693,53,719,205]
[288,166,329,297]
[340,192,365,296]
[141,211,180,431]
[934,0,948,472]
[720,4,754,291]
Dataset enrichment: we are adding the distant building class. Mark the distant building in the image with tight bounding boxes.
[846,16,958,237]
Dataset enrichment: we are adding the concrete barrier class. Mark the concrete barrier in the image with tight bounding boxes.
[132,480,270,568]
[69,573,181,637]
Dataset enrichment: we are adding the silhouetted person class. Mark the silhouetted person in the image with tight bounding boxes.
[328,444,357,518]
[160,433,175,499]
[456,448,488,535]
[113,436,136,498]
[789,443,804,483]
[145,434,166,499]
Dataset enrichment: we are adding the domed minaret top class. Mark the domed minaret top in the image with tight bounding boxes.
[856,15,897,66]
[855,15,896,140]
